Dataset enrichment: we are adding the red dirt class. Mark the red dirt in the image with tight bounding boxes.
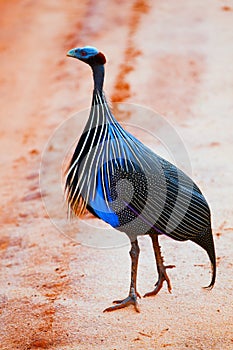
[0,1,233,349]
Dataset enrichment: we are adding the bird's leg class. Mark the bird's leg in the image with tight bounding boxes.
[144,234,175,298]
[103,239,141,313]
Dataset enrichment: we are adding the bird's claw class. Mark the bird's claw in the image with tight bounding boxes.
[103,294,140,313]
[113,290,141,304]
[144,264,176,297]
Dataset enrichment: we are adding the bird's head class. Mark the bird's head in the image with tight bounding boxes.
[66,46,106,66]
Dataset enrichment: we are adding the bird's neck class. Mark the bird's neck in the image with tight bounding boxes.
[92,65,105,91]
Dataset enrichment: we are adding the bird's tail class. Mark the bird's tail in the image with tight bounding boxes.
[190,226,216,289]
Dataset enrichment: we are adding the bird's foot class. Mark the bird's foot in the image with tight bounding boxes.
[144,264,176,297]
[103,291,141,313]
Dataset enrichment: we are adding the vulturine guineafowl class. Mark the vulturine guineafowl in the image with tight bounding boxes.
[65,46,216,312]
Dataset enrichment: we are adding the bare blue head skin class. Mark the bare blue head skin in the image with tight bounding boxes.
[67,46,106,91]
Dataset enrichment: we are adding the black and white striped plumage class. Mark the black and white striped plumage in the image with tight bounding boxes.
[65,46,216,312]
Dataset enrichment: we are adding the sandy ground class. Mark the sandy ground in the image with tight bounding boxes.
[0,1,233,349]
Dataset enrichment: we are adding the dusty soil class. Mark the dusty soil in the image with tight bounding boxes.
[0,1,233,349]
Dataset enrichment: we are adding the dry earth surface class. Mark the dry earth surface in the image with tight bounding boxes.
[0,1,233,349]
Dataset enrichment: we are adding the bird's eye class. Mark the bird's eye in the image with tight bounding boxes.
[81,50,87,56]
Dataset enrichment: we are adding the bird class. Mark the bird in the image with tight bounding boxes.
[65,46,216,313]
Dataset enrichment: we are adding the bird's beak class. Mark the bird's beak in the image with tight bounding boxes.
[67,48,76,58]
